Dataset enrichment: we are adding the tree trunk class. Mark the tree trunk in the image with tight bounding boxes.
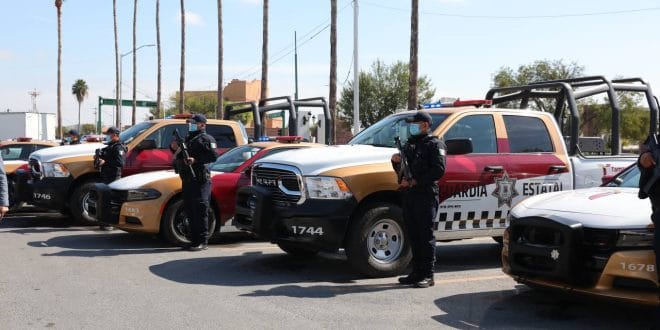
[179,0,186,114]
[260,0,268,105]
[329,0,337,144]
[56,1,62,139]
[407,0,419,110]
[156,0,162,118]
[216,0,223,119]
[78,102,81,133]
[132,0,138,125]
[113,0,120,127]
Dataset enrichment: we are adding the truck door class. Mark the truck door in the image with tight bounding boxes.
[438,114,503,234]
[124,124,186,175]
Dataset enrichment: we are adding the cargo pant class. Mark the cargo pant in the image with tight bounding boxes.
[403,188,438,278]
[182,179,211,245]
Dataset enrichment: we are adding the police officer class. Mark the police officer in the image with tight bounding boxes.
[391,111,446,288]
[171,114,218,251]
[638,136,660,328]
[97,126,125,231]
[61,129,81,145]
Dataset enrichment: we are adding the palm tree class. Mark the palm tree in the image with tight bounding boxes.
[113,0,120,127]
[55,0,63,139]
[72,79,89,133]
[132,0,138,125]
[260,0,268,105]
[407,0,419,110]
[216,0,223,119]
[179,0,186,113]
[156,0,162,118]
[329,0,337,144]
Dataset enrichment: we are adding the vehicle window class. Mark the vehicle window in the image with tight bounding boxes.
[0,146,25,161]
[33,144,51,152]
[209,145,263,173]
[349,113,448,147]
[145,124,186,149]
[207,124,238,148]
[442,115,497,153]
[120,121,155,144]
[609,166,640,188]
[504,116,553,153]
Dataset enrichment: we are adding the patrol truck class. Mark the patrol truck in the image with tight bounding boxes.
[234,76,659,276]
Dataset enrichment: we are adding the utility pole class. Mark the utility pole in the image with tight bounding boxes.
[28,89,40,113]
[294,31,299,100]
[353,0,360,135]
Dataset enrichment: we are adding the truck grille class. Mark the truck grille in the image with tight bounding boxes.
[29,158,41,178]
[252,165,302,205]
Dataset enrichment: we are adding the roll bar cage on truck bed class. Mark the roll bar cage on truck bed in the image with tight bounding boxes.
[223,96,333,145]
[484,76,659,156]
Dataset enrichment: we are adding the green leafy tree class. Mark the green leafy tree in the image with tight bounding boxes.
[164,94,252,125]
[582,93,650,145]
[71,79,89,133]
[491,59,585,112]
[338,60,435,128]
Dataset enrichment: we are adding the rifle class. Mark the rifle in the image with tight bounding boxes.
[394,136,413,184]
[643,133,660,194]
[172,130,196,179]
[93,149,102,170]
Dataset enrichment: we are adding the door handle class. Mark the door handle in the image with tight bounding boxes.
[484,166,504,173]
[549,165,567,173]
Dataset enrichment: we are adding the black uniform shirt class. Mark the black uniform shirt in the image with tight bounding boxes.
[401,134,446,192]
[176,130,219,181]
[100,140,126,172]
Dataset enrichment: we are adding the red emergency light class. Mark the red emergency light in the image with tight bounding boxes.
[275,136,303,143]
[16,137,33,142]
[452,99,493,107]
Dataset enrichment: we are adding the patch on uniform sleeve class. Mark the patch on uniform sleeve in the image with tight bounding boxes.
[119,150,124,156]
[439,147,446,156]
[210,142,217,149]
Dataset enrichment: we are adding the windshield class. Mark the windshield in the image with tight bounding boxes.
[209,145,263,173]
[120,122,155,144]
[349,113,449,147]
[606,165,640,188]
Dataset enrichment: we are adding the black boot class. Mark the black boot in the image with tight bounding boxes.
[414,277,435,288]
[398,273,420,285]
[188,242,208,251]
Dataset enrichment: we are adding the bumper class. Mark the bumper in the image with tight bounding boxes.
[503,219,659,306]
[16,170,72,211]
[234,185,356,251]
[87,184,164,233]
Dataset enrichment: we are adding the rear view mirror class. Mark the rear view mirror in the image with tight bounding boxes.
[136,139,157,150]
[445,138,473,155]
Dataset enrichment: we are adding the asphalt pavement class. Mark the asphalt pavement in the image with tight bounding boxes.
[0,212,654,329]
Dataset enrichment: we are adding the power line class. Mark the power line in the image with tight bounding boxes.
[361,1,660,19]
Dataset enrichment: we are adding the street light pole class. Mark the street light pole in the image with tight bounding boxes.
[118,43,155,128]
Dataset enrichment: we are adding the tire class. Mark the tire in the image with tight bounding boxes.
[160,199,216,247]
[7,176,24,212]
[277,241,320,257]
[345,203,412,277]
[69,181,99,225]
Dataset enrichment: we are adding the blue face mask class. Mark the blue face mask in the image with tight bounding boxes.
[105,135,111,142]
[64,137,72,143]
[188,123,198,132]
[409,124,422,136]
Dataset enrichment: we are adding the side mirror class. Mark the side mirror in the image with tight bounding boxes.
[445,138,473,155]
[136,139,157,150]
[1,149,9,156]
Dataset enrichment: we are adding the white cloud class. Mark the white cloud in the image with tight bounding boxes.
[177,11,204,26]
[0,50,13,61]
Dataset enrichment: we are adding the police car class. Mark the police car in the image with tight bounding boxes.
[503,164,657,306]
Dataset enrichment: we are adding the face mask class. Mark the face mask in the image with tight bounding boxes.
[105,135,112,142]
[409,124,422,136]
[188,123,198,132]
[64,137,72,143]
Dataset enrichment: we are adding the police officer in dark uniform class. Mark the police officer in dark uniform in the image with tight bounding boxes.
[391,111,446,288]
[171,114,218,251]
[637,136,660,328]
[61,129,81,145]
[97,126,125,231]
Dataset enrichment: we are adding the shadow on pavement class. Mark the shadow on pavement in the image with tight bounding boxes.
[432,286,653,329]
[0,213,86,235]
[240,283,406,298]
[435,241,502,273]
[27,232,181,257]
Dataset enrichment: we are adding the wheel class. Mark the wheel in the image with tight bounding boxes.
[69,181,99,225]
[7,176,24,212]
[345,203,411,277]
[277,241,320,257]
[160,199,216,247]
[493,236,504,245]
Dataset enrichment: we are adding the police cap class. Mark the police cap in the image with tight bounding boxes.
[68,129,79,136]
[405,111,433,125]
[189,113,207,123]
[106,126,120,135]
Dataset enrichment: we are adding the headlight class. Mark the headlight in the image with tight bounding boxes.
[41,162,70,178]
[305,176,352,200]
[125,189,162,201]
[616,228,654,248]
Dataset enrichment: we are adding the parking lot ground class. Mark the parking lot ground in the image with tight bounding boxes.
[0,213,654,329]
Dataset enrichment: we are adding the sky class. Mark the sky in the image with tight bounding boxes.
[0,0,659,128]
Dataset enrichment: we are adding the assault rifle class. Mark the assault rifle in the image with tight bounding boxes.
[172,130,196,179]
[394,136,412,184]
[93,149,102,170]
[643,133,660,194]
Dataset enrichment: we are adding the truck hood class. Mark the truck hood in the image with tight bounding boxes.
[30,143,104,163]
[513,187,652,229]
[255,144,395,175]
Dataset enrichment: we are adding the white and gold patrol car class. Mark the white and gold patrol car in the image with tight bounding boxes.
[503,164,657,306]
